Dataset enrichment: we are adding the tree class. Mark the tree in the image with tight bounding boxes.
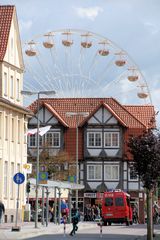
[128,129,160,240]
[28,142,76,181]
[39,149,75,181]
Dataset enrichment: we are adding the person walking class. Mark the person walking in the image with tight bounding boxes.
[69,208,80,236]
[0,200,5,224]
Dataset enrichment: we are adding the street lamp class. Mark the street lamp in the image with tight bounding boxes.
[21,90,56,228]
[66,112,89,209]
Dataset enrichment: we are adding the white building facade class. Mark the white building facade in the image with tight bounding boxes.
[0,5,31,223]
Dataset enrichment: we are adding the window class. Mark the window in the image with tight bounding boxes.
[104,132,119,147]
[105,197,113,206]
[53,132,60,146]
[4,161,8,197]
[87,165,102,180]
[4,72,8,96]
[28,131,60,147]
[18,120,20,143]
[115,197,124,206]
[11,37,14,56]
[104,165,119,180]
[46,132,60,147]
[11,118,14,142]
[16,78,20,100]
[24,123,27,143]
[5,116,8,140]
[87,132,102,147]
[17,163,20,173]
[10,163,14,198]
[10,75,14,98]
[29,135,36,147]
[129,166,138,180]
[39,135,43,146]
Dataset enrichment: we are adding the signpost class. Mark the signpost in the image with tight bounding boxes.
[12,172,25,231]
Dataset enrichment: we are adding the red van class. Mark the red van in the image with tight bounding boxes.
[102,189,133,226]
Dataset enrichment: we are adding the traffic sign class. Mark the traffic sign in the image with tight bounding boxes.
[13,172,25,185]
[23,163,32,174]
[39,172,48,184]
[68,175,76,183]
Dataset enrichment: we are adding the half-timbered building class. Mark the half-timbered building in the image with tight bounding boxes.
[28,97,155,223]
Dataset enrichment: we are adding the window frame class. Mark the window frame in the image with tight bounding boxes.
[87,132,102,148]
[104,164,119,180]
[45,132,60,147]
[16,78,20,101]
[104,132,119,148]
[4,72,8,96]
[129,166,138,181]
[87,164,102,180]
[28,131,60,148]
[10,75,14,98]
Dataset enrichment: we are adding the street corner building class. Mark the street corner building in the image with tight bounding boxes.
[0,5,32,223]
[27,97,155,224]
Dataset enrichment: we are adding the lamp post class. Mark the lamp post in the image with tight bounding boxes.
[66,112,88,209]
[21,90,56,228]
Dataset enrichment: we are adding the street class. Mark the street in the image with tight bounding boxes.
[21,223,160,240]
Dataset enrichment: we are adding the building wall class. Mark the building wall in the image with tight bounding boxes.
[1,10,23,105]
[0,7,28,223]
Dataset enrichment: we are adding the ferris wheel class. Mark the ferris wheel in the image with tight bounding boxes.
[23,29,152,105]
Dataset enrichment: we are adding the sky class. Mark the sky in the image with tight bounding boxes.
[1,0,160,124]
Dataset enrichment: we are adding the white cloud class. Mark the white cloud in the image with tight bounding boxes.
[144,21,159,35]
[74,6,103,21]
[19,20,33,32]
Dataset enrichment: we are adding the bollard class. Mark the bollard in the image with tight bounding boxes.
[63,215,66,237]
[99,220,103,238]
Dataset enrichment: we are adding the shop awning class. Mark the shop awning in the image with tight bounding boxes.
[29,178,84,190]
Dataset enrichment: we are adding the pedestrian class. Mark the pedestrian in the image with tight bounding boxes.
[69,208,80,236]
[0,200,5,224]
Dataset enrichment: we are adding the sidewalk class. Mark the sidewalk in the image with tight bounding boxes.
[0,221,95,240]
[1,222,160,240]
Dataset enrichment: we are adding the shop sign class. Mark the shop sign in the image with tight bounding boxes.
[96,192,104,198]
[84,193,96,198]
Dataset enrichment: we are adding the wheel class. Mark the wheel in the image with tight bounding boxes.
[23,29,152,105]
[108,222,112,226]
[103,220,107,226]
[126,220,129,226]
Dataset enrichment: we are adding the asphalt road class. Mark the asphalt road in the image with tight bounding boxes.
[22,223,150,240]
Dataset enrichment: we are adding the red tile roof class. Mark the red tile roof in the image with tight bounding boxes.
[0,5,14,61]
[28,98,154,129]
[124,105,155,128]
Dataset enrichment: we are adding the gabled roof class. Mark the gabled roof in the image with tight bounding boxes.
[0,5,14,61]
[28,98,154,129]
[79,101,128,127]
[124,105,156,128]
[43,102,69,127]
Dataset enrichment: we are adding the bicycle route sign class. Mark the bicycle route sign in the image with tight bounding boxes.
[13,172,25,185]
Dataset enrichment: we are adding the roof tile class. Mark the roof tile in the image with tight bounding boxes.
[0,5,14,61]
[28,98,155,128]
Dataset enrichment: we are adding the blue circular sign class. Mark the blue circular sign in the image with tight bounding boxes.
[13,172,25,185]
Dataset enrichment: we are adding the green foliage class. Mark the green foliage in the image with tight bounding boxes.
[128,129,160,190]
